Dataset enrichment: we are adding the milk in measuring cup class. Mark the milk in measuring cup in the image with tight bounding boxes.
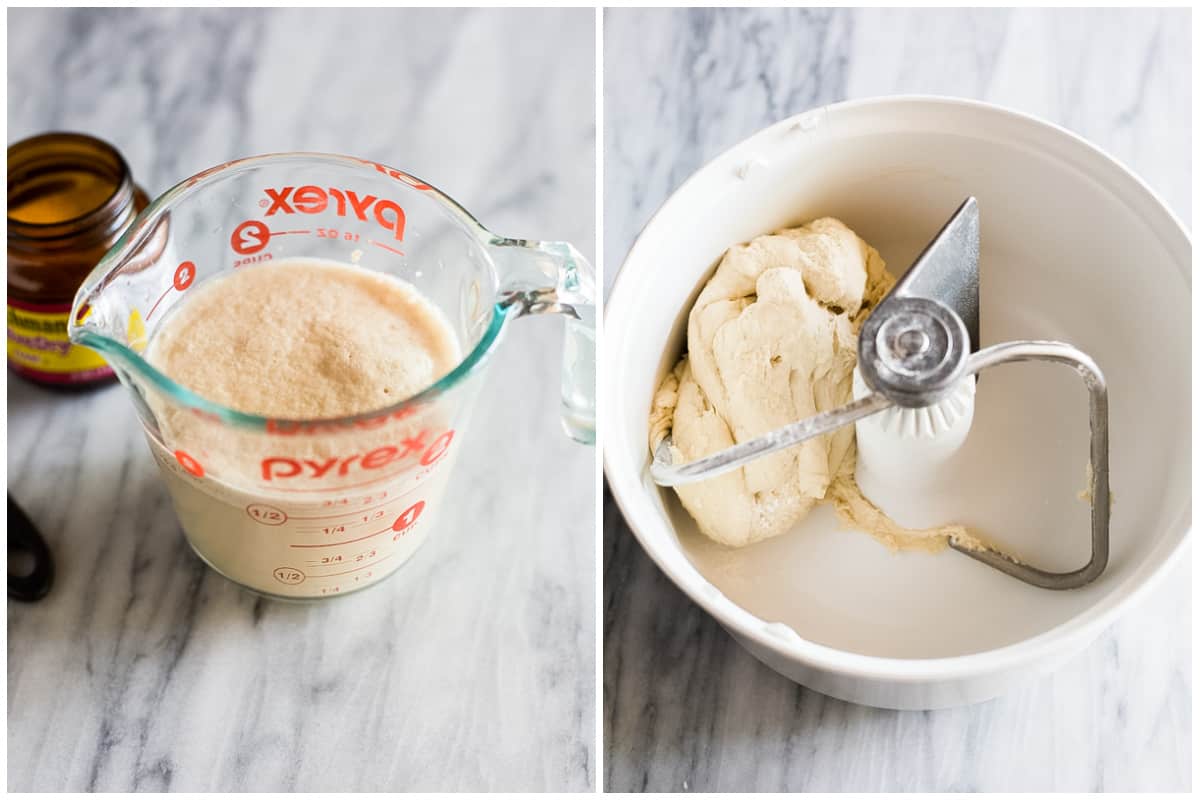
[145,258,463,598]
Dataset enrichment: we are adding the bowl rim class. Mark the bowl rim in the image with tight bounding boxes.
[603,94,1192,682]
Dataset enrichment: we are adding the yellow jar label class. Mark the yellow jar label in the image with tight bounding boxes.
[7,300,112,384]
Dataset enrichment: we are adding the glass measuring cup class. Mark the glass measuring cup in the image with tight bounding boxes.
[68,153,594,599]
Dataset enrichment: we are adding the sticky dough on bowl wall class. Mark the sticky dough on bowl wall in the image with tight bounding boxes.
[602,97,1191,709]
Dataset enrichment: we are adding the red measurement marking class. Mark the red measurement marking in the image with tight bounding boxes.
[320,552,393,578]
[295,510,381,532]
[289,497,393,520]
[392,500,425,532]
[368,239,405,256]
[295,525,345,534]
[231,220,270,255]
[174,450,205,478]
[288,524,394,549]
[271,229,311,235]
[293,520,368,534]
[173,261,196,291]
[246,503,288,526]
[273,566,306,585]
[145,286,173,321]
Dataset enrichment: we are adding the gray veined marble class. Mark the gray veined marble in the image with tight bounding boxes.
[603,6,1190,793]
[7,7,595,792]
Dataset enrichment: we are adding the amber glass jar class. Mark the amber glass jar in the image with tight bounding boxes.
[7,132,149,387]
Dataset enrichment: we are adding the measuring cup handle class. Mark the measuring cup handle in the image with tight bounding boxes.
[493,238,596,444]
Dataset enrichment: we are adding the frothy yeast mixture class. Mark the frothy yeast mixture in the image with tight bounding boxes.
[149,258,460,419]
[145,258,462,492]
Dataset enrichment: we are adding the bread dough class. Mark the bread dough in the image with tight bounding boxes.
[650,218,979,551]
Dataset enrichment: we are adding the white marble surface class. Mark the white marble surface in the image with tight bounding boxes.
[603,7,1191,792]
[7,8,595,792]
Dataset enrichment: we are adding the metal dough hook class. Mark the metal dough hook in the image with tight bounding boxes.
[650,198,1110,590]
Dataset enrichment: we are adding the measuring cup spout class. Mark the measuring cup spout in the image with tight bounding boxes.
[492,238,596,444]
[68,266,145,378]
[67,201,175,380]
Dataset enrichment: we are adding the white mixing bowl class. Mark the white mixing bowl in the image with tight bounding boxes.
[603,96,1191,709]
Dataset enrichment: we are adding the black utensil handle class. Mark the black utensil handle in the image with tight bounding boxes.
[8,495,54,602]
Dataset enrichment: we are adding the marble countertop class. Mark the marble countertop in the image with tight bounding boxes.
[7,8,595,792]
[603,7,1191,793]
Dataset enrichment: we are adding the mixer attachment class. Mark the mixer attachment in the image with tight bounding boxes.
[650,198,1110,589]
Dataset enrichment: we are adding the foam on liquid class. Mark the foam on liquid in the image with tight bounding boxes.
[149,258,460,418]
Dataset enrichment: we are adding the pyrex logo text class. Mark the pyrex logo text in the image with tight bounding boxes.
[262,186,406,241]
[259,430,454,482]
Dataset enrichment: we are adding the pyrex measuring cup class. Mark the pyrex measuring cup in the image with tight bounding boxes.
[68,153,594,599]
